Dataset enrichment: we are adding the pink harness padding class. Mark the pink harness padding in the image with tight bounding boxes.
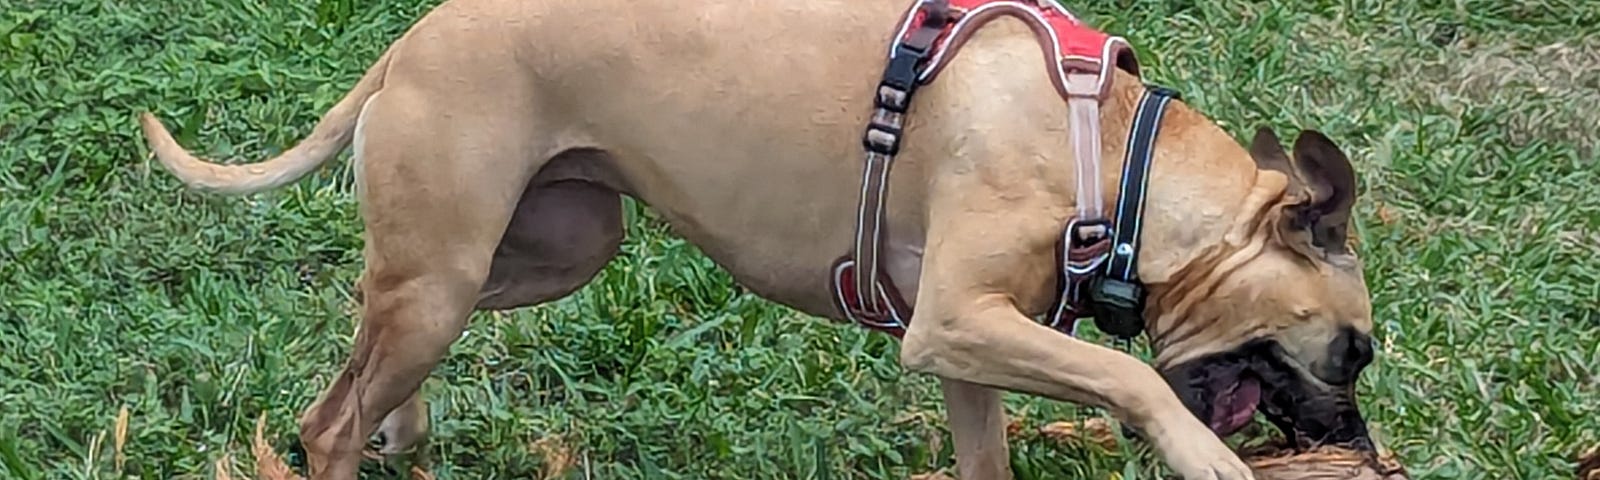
[894,0,1140,98]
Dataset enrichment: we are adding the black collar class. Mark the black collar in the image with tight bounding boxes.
[1106,85,1182,283]
[1050,85,1182,340]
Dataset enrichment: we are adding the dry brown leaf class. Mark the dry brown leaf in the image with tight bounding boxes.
[891,410,938,425]
[410,465,437,480]
[1375,203,1398,225]
[1004,417,1026,437]
[1578,445,1600,480]
[253,413,306,480]
[1375,450,1407,478]
[214,452,235,480]
[1038,417,1118,450]
[531,435,576,480]
[114,405,130,473]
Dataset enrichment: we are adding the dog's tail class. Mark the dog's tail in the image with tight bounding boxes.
[137,47,396,196]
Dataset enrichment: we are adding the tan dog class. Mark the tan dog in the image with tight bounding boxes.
[137,0,1378,478]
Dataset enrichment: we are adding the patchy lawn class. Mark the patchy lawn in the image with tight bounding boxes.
[1,0,1595,478]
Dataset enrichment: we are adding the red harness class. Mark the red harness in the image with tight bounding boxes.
[898,0,1139,98]
[831,0,1143,338]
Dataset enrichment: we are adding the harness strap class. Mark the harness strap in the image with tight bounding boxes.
[1047,85,1181,339]
[856,0,952,311]
[835,0,952,335]
[835,0,1164,339]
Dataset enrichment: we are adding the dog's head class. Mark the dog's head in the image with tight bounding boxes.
[1147,128,1376,450]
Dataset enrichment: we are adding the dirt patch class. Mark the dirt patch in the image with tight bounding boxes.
[1423,37,1600,156]
[530,434,578,480]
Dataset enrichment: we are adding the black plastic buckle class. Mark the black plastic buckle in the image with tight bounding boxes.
[864,42,933,156]
[1087,275,1146,339]
[880,44,929,97]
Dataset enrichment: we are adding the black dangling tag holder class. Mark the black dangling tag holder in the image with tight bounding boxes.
[1087,276,1146,339]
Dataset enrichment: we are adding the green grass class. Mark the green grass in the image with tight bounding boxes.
[1,0,1596,478]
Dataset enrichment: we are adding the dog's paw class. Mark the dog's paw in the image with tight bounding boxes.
[1152,417,1255,480]
[1165,450,1255,480]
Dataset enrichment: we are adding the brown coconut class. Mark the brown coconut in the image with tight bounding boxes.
[1242,445,1409,480]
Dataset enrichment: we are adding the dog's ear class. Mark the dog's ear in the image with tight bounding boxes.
[1279,129,1358,256]
[1248,127,1293,177]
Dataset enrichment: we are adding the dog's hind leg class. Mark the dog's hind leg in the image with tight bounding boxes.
[371,153,626,455]
[295,85,544,479]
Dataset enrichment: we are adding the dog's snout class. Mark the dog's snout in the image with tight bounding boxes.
[1315,327,1373,385]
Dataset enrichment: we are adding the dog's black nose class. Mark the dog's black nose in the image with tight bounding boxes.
[1316,327,1373,385]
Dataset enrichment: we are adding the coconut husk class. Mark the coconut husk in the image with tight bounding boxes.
[1241,444,1408,480]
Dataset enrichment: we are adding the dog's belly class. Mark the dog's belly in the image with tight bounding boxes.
[646,192,929,321]
[543,143,930,320]
[497,0,937,318]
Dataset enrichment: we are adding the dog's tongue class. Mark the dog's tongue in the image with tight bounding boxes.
[1208,377,1261,436]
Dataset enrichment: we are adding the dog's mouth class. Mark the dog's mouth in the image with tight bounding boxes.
[1206,372,1262,436]
[1162,339,1373,450]
[1161,347,1268,438]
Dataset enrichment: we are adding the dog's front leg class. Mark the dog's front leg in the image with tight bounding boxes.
[903,299,1254,480]
[939,377,1012,479]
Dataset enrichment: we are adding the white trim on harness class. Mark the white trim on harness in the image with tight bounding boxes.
[832,260,909,330]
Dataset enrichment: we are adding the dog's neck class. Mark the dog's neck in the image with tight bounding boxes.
[1144,169,1292,366]
[1088,75,1299,361]
[910,23,1292,342]
[1087,73,1276,281]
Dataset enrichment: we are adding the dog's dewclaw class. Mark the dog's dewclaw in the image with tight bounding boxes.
[1241,446,1409,480]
